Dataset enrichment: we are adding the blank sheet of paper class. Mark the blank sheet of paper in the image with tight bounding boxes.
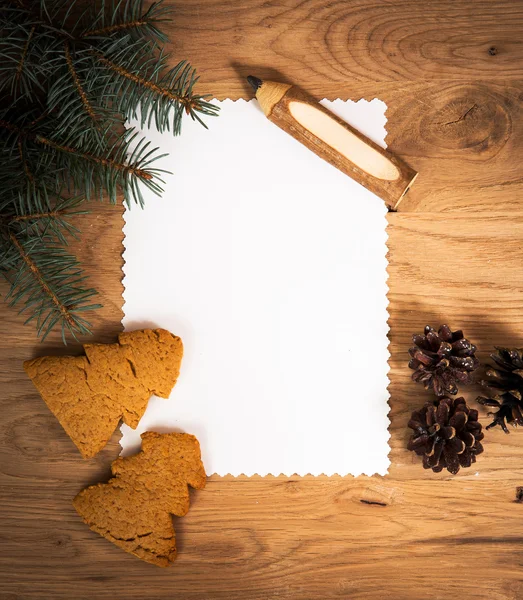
[120,98,390,476]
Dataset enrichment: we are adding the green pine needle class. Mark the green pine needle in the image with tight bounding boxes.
[0,0,218,342]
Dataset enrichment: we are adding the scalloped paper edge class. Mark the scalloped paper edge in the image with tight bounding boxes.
[120,97,391,478]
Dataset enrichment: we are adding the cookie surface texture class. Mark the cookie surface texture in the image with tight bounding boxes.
[73,432,206,566]
[23,329,183,458]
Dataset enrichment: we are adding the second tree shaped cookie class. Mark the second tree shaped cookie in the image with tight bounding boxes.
[73,432,206,566]
[24,329,183,458]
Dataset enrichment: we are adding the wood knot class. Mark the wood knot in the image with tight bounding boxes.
[488,46,498,56]
[47,532,77,557]
[360,499,387,507]
[515,487,523,502]
[359,484,394,507]
[421,87,511,160]
[281,480,301,493]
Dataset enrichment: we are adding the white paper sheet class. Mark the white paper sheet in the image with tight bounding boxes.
[121,98,390,476]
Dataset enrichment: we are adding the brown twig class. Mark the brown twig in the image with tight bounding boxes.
[15,26,35,83]
[8,231,77,328]
[83,20,148,37]
[17,138,34,183]
[0,119,152,180]
[64,41,96,120]
[95,54,197,112]
[35,135,153,180]
[29,110,49,127]
[10,211,62,222]
[0,119,21,134]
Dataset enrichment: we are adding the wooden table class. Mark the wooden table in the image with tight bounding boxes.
[2,1,523,598]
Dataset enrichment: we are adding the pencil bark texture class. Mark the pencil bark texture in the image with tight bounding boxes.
[255,81,417,210]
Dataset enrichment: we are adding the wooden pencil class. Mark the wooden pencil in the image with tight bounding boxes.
[247,76,417,210]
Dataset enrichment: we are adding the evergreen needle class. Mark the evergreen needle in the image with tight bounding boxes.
[0,0,218,342]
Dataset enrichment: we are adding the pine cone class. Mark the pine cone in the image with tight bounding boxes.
[477,347,523,433]
[408,325,479,397]
[408,396,484,474]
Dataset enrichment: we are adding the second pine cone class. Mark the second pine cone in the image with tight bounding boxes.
[409,325,479,397]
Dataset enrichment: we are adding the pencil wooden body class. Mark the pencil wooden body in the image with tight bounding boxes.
[254,81,418,210]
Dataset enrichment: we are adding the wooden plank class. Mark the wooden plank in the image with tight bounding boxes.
[237,79,523,213]
[0,202,126,360]
[3,1,523,598]
[168,0,523,91]
[165,0,523,212]
[387,212,523,478]
[383,81,523,212]
[2,481,523,599]
[3,211,523,599]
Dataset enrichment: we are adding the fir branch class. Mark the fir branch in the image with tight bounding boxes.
[35,133,152,180]
[0,0,218,341]
[63,40,95,120]
[10,193,86,243]
[95,53,191,107]
[17,137,34,183]
[0,119,153,181]
[0,118,21,134]
[83,18,148,37]
[4,229,100,342]
[0,24,48,96]
[7,193,85,236]
[29,109,49,127]
[92,45,218,134]
[15,25,35,83]
[7,229,76,328]
[11,210,62,221]
[81,0,170,42]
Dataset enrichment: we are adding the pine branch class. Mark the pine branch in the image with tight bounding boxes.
[5,193,87,243]
[0,118,21,134]
[81,0,170,42]
[35,133,151,180]
[15,25,35,83]
[17,137,34,183]
[63,40,95,120]
[0,0,218,342]
[29,109,49,127]
[95,53,190,106]
[92,45,218,134]
[12,210,63,221]
[3,230,100,342]
[0,107,67,215]
[0,25,48,96]
[0,116,164,205]
[7,229,76,327]
[84,19,148,37]
[46,45,114,148]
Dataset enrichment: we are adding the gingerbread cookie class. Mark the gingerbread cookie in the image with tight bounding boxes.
[73,432,206,566]
[24,329,183,458]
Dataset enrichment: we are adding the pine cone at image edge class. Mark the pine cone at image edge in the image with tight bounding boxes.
[408,325,480,397]
[407,396,484,475]
[477,347,523,433]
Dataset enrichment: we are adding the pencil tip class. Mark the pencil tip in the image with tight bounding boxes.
[247,75,263,92]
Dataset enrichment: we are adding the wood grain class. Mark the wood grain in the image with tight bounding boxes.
[168,0,523,213]
[2,1,523,598]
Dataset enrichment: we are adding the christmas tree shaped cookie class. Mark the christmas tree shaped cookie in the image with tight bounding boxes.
[73,432,206,566]
[24,329,183,458]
